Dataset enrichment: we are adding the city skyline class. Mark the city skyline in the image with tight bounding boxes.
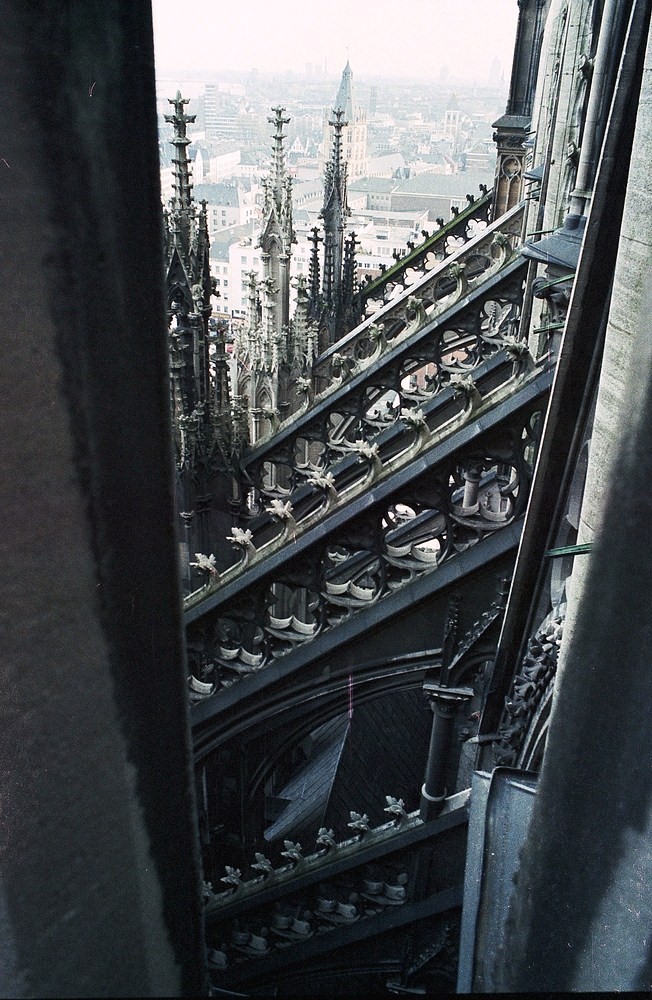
[151,0,519,84]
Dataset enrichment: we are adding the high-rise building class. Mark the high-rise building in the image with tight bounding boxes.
[204,82,219,138]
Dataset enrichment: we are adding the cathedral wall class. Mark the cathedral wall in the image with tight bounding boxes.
[496,20,652,988]
[539,0,597,232]
[525,0,569,236]
[559,15,652,649]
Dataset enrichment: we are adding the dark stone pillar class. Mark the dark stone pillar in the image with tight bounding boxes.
[507,0,550,120]
[492,0,550,219]
[0,2,205,995]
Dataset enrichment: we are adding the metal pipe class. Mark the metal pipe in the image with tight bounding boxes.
[420,698,455,820]
[568,0,621,219]
[420,684,473,821]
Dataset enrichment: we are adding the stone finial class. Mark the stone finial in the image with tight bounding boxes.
[281,840,303,864]
[503,334,533,375]
[260,407,281,435]
[368,322,386,348]
[450,372,480,409]
[266,498,294,521]
[348,811,370,835]
[384,796,408,822]
[491,231,513,265]
[266,499,297,542]
[399,407,426,429]
[306,467,337,493]
[296,376,314,406]
[405,294,425,318]
[447,261,469,299]
[350,439,380,461]
[251,852,274,876]
[220,866,243,889]
[331,352,357,383]
[189,552,218,579]
[226,527,256,565]
[316,827,337,850]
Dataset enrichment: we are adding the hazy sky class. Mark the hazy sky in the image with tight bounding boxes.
[151,0,519,82]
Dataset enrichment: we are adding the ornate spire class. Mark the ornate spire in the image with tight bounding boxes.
[268,106,291,219]
[195,200,209,269]
[256,108,295,358]
[244,270,259,334]
[320,108,349,342]
[342,230,359,327]
[290,274,311,365]
[165,91,195,247]
[162,91,234,472]
[328,107,347,189]
[308,226,323,320]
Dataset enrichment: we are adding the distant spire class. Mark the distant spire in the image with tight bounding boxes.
[163,92,233,453]
[249,107,295,392]
[268,106,291,217]
[334,60,354,122]
[342,230,359,323]
[164,91,196,237]
[308,226,322,320]
[196,199,209,259]
[325,106,347,198]
[320,108,349,341]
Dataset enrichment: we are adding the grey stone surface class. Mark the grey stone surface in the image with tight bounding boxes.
[0,3,205,995]
[560,18,652,660]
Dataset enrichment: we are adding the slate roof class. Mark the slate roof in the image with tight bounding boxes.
[189,142,211,160]
[395,170,495,196]
[263,686,434,847]
[240,151,261,165]
[349,177,399,195]
[293,208,313,225]
[209,224,255,260]
[323,688,432,833]
[349,170,495,208]
[293,179,324,199]
[367,153,406,174]
[263,715,350,844]
[194,182,240,207]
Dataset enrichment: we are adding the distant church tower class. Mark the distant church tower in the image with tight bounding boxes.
[322,61,368,181]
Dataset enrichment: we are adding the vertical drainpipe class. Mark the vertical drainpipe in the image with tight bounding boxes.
[567,0,622,223]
